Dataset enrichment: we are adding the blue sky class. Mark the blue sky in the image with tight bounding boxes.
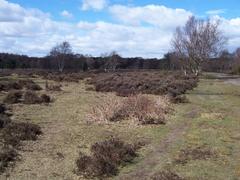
[0,0,240,57]
[9,0,240,20]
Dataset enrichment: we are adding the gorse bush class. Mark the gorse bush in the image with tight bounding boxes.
[76,138,139,178]
[87,94,171,125]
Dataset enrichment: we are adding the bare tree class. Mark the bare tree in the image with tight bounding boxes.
[50,41,72,72]
[103,51,121,72]
[172,16,227,75]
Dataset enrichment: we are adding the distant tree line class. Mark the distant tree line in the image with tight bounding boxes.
[0,50,236,73]
[0,16,239,74]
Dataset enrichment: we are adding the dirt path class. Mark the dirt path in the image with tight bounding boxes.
[117,118,191,179]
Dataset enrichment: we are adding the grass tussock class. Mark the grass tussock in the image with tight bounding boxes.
[87,94,171,125]
[45,81,62,91]
[75,138,140,178]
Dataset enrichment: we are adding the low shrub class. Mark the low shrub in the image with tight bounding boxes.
[87,71,198,98]
[0,104,6,114]
[0,114,11,128]
[0,79,42,92]
[40,94,51,103]
[2,122,42,147]
[0,81,22,92]
[168,94,189,104]
[76,138,138,178]
[23,91,51,104]
[175,146,216,165]
[3,91,22,104]
[23,91,41,104]
[150,171,185,180]
[0,146,18,173]
[0,102,42,174]
[18,79,42,91]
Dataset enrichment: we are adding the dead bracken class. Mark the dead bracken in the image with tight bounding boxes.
[87,94,171,125]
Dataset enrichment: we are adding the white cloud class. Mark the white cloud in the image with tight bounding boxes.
[0,0,240,58]
[61,10,73,18]
[81,0,108,11]
[109,4,192,28]
[206,9,226,15]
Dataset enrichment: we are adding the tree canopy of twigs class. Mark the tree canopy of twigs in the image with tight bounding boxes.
[50,41,73,72]
[172,16,227,75]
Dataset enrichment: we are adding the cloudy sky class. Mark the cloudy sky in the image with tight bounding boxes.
[0,0,240,58]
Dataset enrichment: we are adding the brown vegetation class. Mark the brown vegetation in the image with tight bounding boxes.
[0,79,41,92]
[87,94,170,125]
[0,102,42,174]
[1,122,42,147]
[0,147,18,173]
[3,91,23,104]
[175,146,216,165]
[86,71,198,98]
[150,171,185,180]
[45,81,62,91]
[18,79,42,91]
[75,138,139,178]
[23,91,51,104]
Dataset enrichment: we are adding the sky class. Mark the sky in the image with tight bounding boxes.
[0,0,240,58]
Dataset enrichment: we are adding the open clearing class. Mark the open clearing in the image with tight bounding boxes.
[0,73,240,180]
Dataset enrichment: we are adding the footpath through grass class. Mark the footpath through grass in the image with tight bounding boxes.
[117,73,240,180]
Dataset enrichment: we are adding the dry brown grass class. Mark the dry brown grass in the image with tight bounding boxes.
[45,81,62,91]
[86,94,171,125]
